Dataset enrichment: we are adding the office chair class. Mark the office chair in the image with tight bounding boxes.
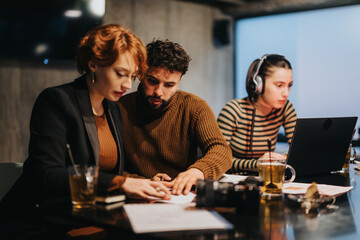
[0,162,23,201]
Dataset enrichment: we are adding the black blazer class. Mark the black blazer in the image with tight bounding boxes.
[0,75,125,215]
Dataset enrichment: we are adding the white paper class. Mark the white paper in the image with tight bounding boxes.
[148,192,196,204]
[124,203,232,233]
[219,174,260,183]
[283,182,353,196]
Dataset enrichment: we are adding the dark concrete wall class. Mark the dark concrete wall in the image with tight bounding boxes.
[0,0,234,163]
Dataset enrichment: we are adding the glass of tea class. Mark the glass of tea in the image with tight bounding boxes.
[258,158,296,199]
[68,165,98,209]
[342,143,356,172]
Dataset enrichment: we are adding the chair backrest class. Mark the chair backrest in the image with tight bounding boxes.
[0,162,23,201]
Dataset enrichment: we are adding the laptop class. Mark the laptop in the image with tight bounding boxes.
[286,117,358,178]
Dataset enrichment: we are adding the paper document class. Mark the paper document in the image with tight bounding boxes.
[148,192,196,204]
[124,203,233,233]
[219,174,260,183]
[283,182,353,197]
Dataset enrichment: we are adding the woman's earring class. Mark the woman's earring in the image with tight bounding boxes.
[91,73,96,83]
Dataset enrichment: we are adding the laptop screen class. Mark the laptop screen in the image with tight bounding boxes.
[286,117,357,178]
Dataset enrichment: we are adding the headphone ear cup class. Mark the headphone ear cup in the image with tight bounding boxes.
[248,76,256,95]
[254,75,263,94]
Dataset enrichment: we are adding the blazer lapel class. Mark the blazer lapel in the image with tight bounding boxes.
[74,76,99,165]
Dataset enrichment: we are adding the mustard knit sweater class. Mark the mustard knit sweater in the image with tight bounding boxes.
[117,85,232,180]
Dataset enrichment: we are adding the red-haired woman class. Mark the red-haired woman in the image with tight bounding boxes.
[0,24,170,238]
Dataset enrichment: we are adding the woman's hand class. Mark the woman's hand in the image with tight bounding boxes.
[152,173,171,181]
[121,178,171,200]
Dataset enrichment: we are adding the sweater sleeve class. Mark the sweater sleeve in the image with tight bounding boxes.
[283,101,297,144]
[122,171,146,179]
[187,101,232,180]
[227,158,258,173]
[217,101,237,146]
[107,175,127,193]
[217,101,258,173]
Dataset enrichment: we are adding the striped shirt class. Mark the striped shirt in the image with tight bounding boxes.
[217,97,297,173]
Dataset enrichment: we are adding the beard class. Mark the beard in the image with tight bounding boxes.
[145,94,176,111]
[146,95,167,110]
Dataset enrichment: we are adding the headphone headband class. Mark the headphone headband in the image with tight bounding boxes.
[250,54,286,98]
[252,54,285,84]
[252,54,269,84]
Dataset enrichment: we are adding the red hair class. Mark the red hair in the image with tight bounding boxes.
[77,24,147,79]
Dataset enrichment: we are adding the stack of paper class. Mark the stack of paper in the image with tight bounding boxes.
[124,203,233,233]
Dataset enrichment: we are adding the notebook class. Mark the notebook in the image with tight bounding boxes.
[286,117,357,178]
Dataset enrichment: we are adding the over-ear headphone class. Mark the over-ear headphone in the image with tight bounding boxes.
[251,55,267,95]
[249,54,286,98]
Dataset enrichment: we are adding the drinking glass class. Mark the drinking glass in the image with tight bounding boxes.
[258,158,296,199]
[342,143,356,172]
[68,165,98,209]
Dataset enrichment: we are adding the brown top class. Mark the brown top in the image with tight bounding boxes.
[117,86,232,180]
[94,113,126,192]
[94,114,118,172]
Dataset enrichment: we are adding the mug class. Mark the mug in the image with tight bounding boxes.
[258,158,296,199]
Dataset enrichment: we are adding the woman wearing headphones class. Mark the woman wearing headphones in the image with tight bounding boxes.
[217,54,297,173]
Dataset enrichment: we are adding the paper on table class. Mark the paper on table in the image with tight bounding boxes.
[283,182,353,197]
[124,203,233,233]
[219,174,261,183]
[218,174,248,183]
[148,192,196,204]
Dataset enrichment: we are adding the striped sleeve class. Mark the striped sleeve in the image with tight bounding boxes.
[283,101,297,143]
[228,158,258,173]
[218,99,258,173]
[217,100,238,145]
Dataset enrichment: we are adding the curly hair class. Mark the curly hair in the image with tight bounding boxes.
[77,24,147,79]
[146,39,191,75]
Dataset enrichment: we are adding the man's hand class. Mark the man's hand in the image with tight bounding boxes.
[152,173,172,181]
[164,168,204,195]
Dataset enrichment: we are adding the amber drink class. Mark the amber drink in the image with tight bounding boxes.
[68,165,98,209]
[258,159,295,199]
[342,143,356,172]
